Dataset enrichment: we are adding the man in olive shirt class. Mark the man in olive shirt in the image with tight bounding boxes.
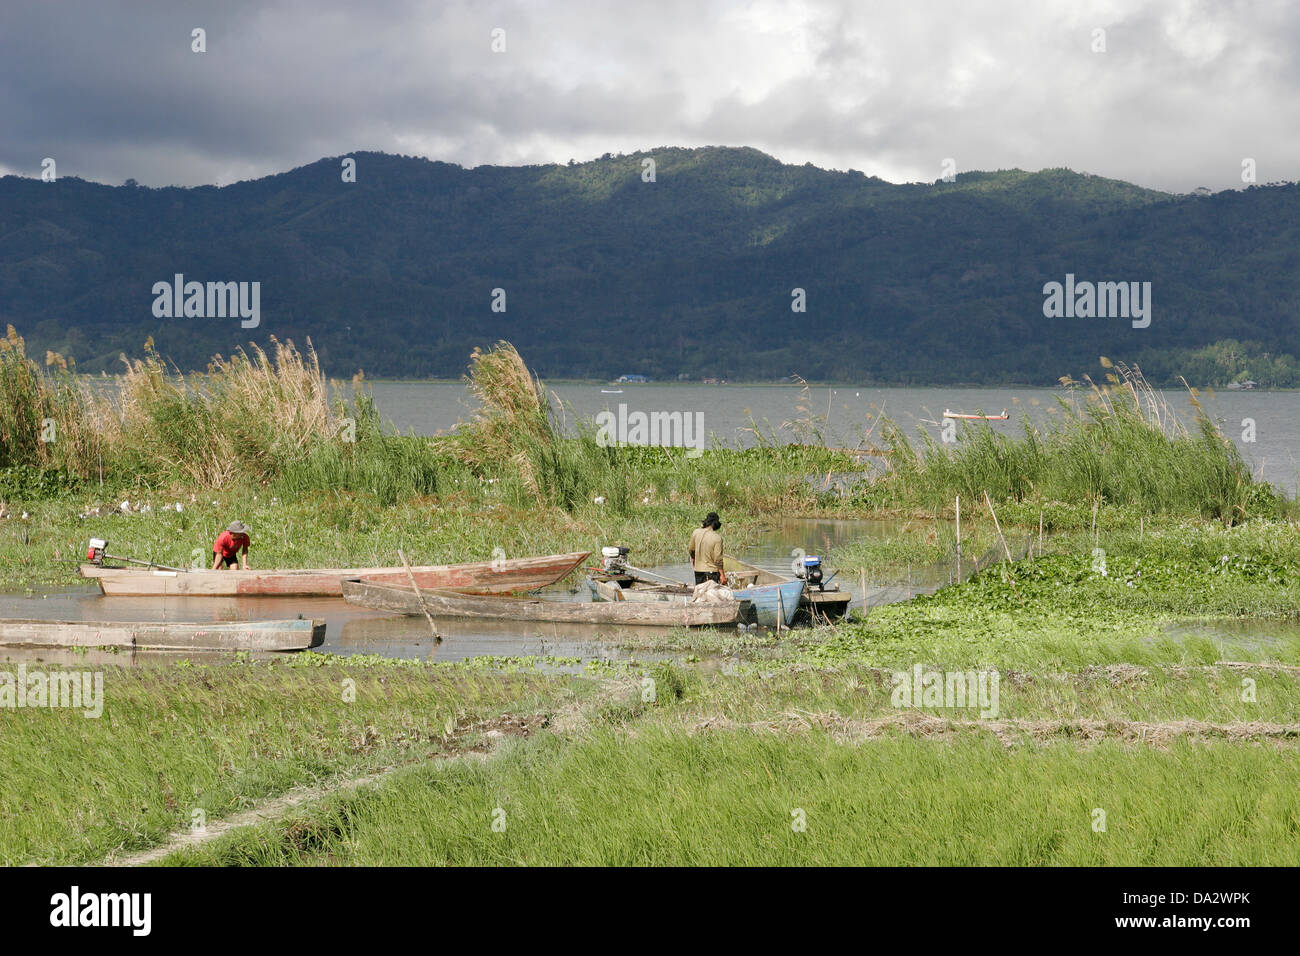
[689,512,726,584]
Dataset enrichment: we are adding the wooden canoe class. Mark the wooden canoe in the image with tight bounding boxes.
[341,580,741,627]
[0,618,325,651]
[80,551,591,597]
[942,408,1009,420]
[587,576,801,628]
[587,578,694,603]
[723,555,851,622]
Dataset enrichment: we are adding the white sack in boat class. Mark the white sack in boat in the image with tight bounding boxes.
[691,581,734,604]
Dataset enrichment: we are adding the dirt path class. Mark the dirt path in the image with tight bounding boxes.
[100,711,547,867]
[690,710,1300,747]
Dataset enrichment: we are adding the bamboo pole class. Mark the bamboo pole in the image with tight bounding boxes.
[955,494,962,578]
[399,548,441,643]
[984,491,1013,563]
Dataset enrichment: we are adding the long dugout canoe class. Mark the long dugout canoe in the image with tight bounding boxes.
[79,551,591,597]
[0,618,325,651]
[341,580,741,627]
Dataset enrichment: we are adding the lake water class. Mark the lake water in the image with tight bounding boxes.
[362,382,1300,494]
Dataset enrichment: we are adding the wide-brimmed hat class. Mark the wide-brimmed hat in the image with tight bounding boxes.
[227,521,249,534]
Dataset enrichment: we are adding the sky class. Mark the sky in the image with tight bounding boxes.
[2,0,1296,193]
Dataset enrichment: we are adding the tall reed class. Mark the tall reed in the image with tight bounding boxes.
[870,361,1275,522]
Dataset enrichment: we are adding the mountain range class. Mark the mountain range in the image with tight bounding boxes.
[2,147,1298,385]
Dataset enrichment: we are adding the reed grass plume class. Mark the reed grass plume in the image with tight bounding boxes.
[450,341,559,493]
[0,330,339,486]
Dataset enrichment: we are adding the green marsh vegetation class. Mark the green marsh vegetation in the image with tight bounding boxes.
[3,333,1298,866]
[0,334,861,584]
[158,671,1300,866]
[163,732,1300,866]
[855,359,1285,524]
[0,657,573,865]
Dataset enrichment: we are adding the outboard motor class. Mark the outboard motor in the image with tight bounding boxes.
[87,538,108,563]
[796,555,825,589]
[601,546,631,574]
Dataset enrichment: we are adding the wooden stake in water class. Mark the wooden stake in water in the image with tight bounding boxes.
[955,495,962,578]
[399,548,441,643]
[860,568,868,615]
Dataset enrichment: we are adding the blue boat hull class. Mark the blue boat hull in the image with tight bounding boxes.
[731,579,804,627]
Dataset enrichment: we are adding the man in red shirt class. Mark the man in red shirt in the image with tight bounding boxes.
[211,521,251,570]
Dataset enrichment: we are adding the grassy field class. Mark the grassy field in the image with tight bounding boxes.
[0,659,579,865]
[159,730,1300,866]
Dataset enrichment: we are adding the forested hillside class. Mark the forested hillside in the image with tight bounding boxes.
[2,147,1297,384]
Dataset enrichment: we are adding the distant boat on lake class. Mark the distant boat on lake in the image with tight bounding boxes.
[943,408,1009,420]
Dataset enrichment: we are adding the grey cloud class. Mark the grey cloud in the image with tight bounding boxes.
[1,0,1297,191]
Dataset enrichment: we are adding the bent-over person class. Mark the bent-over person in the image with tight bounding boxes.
[212,521,251,571]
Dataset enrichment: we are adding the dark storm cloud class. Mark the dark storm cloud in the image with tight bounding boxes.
[2,0,1297,191]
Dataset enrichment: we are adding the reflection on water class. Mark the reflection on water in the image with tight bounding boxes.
[337,613,697,666]
[1162,619,1300,652]
[0,585,724,667]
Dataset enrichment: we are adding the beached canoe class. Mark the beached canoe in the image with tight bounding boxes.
[79,551,591,597]
[723,555,852,622]
[341,580,741,627]
[0,618,325,651]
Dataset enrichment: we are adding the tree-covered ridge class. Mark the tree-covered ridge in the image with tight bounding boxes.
[0,147,1296,384]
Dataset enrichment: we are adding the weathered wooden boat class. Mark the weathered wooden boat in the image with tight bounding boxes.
[589,575,801,627]
[0,618,324,651]
[723,555,852,622]
[80,551,590,597]
[587,578,693,604]
[341,580,741,627]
